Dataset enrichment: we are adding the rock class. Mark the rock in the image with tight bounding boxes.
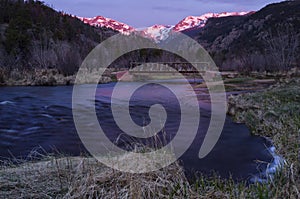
[33,75,57,86]
[99,76,112,84]
[287,67,299,77]
[65,76,75,85]
[228,106,235,116]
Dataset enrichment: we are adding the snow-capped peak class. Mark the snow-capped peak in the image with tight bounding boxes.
[78,11,251,41]
[173,11,250,32]
[78,16,135,35]
[140,24,174,42]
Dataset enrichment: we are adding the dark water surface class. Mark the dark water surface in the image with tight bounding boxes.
[0,81,274,181]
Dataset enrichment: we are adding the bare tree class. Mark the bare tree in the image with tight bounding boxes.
[56,42,81,76]
[30,30,57,68]
[264,24,299,70]
[239,52,267,72]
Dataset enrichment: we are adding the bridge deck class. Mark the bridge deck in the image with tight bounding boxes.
[129,71,201,74]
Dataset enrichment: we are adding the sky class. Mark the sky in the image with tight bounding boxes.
[43,0,283,28]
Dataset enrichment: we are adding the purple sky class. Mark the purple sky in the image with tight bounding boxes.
[43,0,282,28]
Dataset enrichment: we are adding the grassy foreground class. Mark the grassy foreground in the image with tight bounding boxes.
[0,155,298,199]
[0,78,299,198]
[0,157,194,198]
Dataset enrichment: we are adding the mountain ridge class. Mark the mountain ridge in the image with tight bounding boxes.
[78,16,134,35]
[78,11,252,42]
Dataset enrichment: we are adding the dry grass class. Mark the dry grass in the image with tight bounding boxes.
[0,156,196,199]
[1,155,298,198]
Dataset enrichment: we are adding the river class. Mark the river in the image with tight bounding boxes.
[0,80,276,182]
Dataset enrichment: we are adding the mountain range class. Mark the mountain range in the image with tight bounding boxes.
[78,1,300,71]
[0,0,299,78]
[78,12,251,42]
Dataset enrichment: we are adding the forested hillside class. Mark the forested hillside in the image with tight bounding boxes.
[0,0,116,84]
[196,0,300,72]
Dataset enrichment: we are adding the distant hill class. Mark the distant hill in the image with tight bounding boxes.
[195,0,300,71]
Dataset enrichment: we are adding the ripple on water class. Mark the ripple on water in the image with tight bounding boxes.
[251,146,286,183]
[0,130,20,145]
[0,129,19,134]
[0,101,15,105]
[25,126,41,132]
[38,114,54,119]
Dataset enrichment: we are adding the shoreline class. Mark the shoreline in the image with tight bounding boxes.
[227,77,300,196]
[0,68,114,87]
[1,67,299,87]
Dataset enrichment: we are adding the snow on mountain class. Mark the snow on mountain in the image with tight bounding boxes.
[79,11,251,41]
[173,12,250,32]
[140,25,174,42]
[140,11,250,42]
[78,16,135,35]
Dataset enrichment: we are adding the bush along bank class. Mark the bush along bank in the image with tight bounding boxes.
[0,68,112,86]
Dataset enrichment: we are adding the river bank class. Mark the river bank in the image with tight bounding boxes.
[0,68,113,86]
[227,77,300,197]
[1,67,299,87]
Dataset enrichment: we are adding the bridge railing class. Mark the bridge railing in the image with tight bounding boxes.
[129,62,211,73]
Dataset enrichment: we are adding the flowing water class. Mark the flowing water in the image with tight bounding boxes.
[0,80,278,182]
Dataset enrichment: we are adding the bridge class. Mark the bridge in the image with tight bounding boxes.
[112,62,221,81]
[128,62,210,74]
